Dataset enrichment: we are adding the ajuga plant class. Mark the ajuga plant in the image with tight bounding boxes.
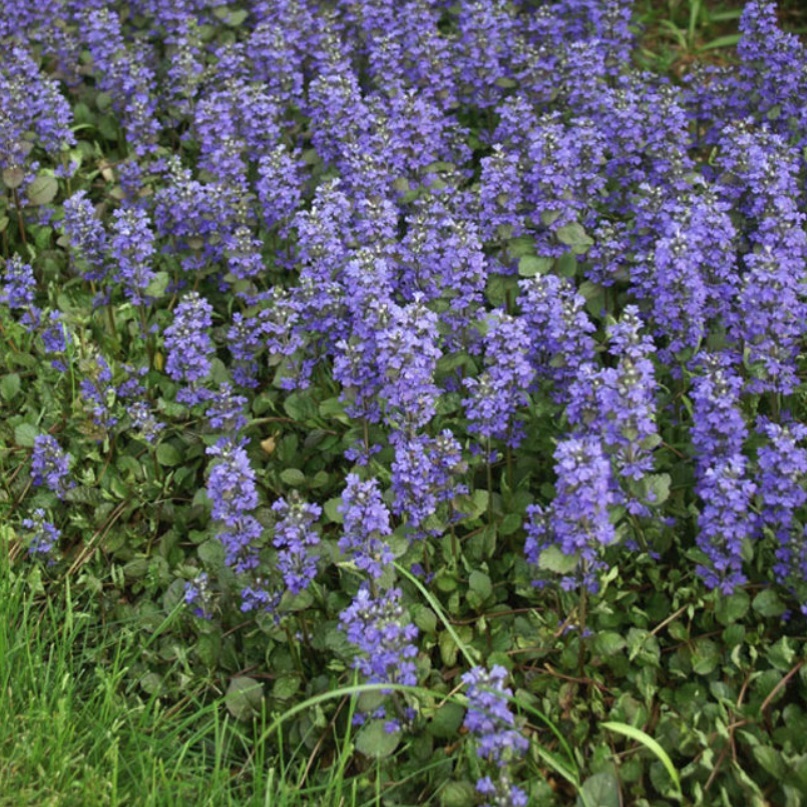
[5,1,807,804]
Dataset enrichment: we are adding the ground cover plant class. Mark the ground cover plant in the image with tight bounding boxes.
[2,0,807,804]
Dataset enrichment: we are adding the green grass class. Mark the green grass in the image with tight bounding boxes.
[0,551,468,807]
[0,554,289,807]
[636,0,807,75]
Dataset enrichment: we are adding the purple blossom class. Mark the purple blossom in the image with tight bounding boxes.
[206,436,262,574]
[153,158,241,269]
[255,145,304,236]
[690,353,746,472]
[389,430,466,532]
[462,311,535,447]
[376,296,441,431]
[1,255,36,310]
[462,665,529,806]
[478,145,525,242]
[736,0,807,145]
[690,354,755,593]
[339,585,418,687]
[164,292,214,404]
[184,572,213,619]
[338,474,394,580]
[271,494,321,596]
[21,508,60,559]
[333,252,395,423]
[41,311,71,372]
[126,401,164,444]
[0,44,74,170]
[454,0,517,110]
[79,8,161,155]
[31,435,72,498]
[78,352,116,436]
[205,384,248,433]
[597,307,658,494]
[240,583,280,614]
[525,435,615,594]
[695,456,755,595]
[756,419,807,592]
[476,774,529,807]
[400,195,486,343]
[517,274,596,403]
[110,206,157,305]
[462,665,529,763]
[206,438,258,527]
[61,191,108,282]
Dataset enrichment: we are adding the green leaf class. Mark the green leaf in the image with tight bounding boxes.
[223,8,248,26]
[645,473,671,506]
[145,271,170,298]
[323,496,344,524]
[318,396,349,423]
[468,570,492,601]
[768,637,796,672]
[279,468,306,487]
[283,393,317,423]
[507,236,536,258]
[439,631,459,667]
[355,719,401,759]
[577,770,620,807]
[593,632,627,657]
[272,674,301,701]
[428,702,465,739]
[626,628,660,667]
[197,539,225,566]
[156,442,182,467]
[578,280,607,317]
[0,373,21,401]
[698,33,741,51]
[64,485,105,505]
[556,222,594,251]
[225,677,263,721]
[753,745,785,779]
[26,174,58,206]
[753,588,787,618]
[518,255,553,278]
[412,604,438,634]
[691,638,721,676]
[538,545,579,575]
[14,423,38,448]
[122,558,149,579]
[600,722,681,796]
[557,251,578,276]
[2,166,25,189]
[439,781,478,807]
[196,632,221,667]
[715,590,750,626]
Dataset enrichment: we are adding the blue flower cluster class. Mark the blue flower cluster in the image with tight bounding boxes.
[462,665,529,807]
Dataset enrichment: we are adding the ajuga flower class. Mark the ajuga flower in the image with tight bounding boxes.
[462,311,534,447]
[271,494,321,595]
[110,206,157,305]
[31,435,72,498]
[339,585,418,687]
[206,438,262,574]
[338,474,394,579]
[462,665,529,807]
[164,291,214,404]
[21,508,60,559]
